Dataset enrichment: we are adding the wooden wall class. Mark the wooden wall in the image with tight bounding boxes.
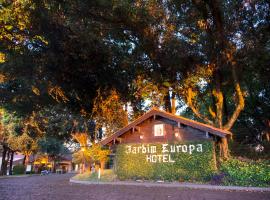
[114,116,211,144]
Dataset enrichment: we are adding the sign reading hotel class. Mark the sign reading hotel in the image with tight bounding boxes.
[125,143,203,163]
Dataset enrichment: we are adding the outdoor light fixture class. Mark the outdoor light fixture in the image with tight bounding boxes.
[140,135,144,139]
[175,132,179,137]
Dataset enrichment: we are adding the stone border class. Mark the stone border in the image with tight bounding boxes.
[70,178,270,192]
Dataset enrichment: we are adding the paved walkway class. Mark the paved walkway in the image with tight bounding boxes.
[0,174,269,200]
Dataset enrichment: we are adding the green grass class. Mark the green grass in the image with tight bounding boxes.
[73,169,117,182]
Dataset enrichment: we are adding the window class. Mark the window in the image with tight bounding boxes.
[154,124,164,136]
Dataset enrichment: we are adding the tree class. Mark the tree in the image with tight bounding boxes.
[92,89,128,137]
[8,132,38,165]
[38,137,69,172]
[1,0,269,161]
[88,144,110,171]
[109,0,268,159]
[72,132,90,173]
[0,108,19,175]
[175,0,269,158]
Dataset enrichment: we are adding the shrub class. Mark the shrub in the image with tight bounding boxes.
[230,141,270,160]
[73,169,117,182]
[220,159,270,187]
[13,164,25,175]
[115,141,216,182]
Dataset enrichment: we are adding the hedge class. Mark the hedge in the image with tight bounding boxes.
[115,141,216,181]
[13,164,25,175]
[220,159,270,187]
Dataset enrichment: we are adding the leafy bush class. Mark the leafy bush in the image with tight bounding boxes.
[115,141,216,182]
[220,159,270,187]
[13,164,25,175]
[73,169,117,182]
[229,141,270,160]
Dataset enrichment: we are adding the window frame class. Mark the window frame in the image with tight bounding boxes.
[154,124,164,137]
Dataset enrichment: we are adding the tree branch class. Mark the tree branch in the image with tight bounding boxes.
[187,88,214,125]
[223,61,245,131]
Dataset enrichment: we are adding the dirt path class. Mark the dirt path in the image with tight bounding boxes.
[0,174,269,200]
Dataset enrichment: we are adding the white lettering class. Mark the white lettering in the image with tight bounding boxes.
[126,143,205,163]
[176,145,182,152]
[163,154,168,162]
[152,155,157,162]
[151,146,157,153]
[168,155,175,163]
[126,146,131,154]
[170,145,175,152]
[182,145,187,152]
[147,144,150,153]
[146,154,151,162]
[197,144,203,152]
[132,147,137,154]
[189,145,195,154]
[142,145,146,153]
[138,146,142,153]
[162,144,169,153]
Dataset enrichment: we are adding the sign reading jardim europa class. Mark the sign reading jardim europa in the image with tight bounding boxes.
[115,141,217,181]
[126,143,203,163]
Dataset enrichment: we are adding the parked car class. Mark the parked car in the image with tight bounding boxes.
[40,170,50,175]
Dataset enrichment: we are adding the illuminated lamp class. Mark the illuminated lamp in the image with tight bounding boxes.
[175,132,179,137]
[139,135,144,139]
[41,159,47,164]
[34,161,40,165]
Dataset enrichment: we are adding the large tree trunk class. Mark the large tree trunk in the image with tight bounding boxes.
[164,90,172,113]
[219,137,229,159]
[171,92,176,114]
[9,151,14,175]
[24,155,30,166]
[100,160,106,173]
[213,69,224,129]
[0,145,7,176]
[23,155,26,166]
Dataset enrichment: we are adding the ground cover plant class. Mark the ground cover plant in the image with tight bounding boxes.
[219,158,270,187]
[73,169,117,182]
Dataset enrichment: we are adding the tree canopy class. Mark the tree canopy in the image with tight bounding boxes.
[0,0,269,160]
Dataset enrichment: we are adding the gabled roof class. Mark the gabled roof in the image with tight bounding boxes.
[101,108,232,145]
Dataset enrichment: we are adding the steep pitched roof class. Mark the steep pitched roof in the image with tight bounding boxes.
[101,108,232,145]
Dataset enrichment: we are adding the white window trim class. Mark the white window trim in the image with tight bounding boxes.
[154,124,164,137]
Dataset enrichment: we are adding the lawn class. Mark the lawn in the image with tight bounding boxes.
[72,169,117,182]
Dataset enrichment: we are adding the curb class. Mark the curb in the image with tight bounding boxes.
[69,178,270,192]
[0,175,31,179]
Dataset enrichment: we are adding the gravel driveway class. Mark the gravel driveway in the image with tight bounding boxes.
[0,174,269,200]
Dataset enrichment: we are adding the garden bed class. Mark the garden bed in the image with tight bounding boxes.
[72,169,117,182]
[73,158,270,187]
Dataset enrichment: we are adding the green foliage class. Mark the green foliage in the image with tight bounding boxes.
[12,164,25,175]
[73,169,117,182]
[88,144,110,163]
[72,144,110,165]
[92,89,128,137]
[72,150,91,164]
[0,108,21,142]
[220,159,270,187]
[38,137,68,157]
[229,141,270,160]
[115,141,216,181]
